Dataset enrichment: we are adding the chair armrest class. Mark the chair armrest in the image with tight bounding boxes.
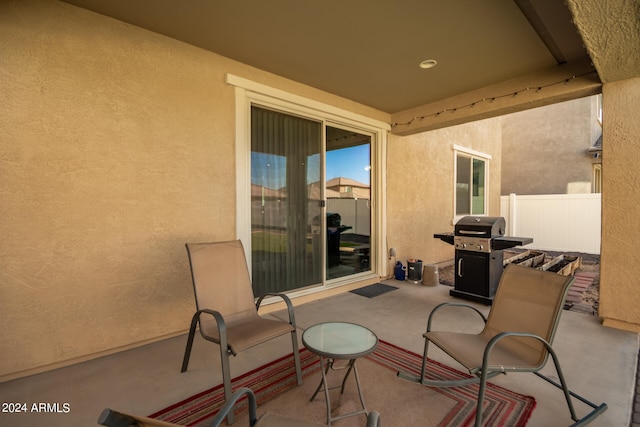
[366,411,381,427]
[98,408,182,427]
[209,387,258,427]
[193,309,228,346]
[426,302,488,332]
[98,408,136,427]
[181,309,231,372]
[481,331,552,373]
[256,293,297,326]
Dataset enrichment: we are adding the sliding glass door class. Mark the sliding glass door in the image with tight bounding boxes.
[325,126,371,280]
[250,106,373,296]
[250,106,322,294]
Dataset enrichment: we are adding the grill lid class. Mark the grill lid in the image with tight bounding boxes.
[454,216,506,238]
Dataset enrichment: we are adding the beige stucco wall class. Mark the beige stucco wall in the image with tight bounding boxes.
[599,77,640,332]
[0,0,387,381]
[386,118,503,266]
[501,96,601,195]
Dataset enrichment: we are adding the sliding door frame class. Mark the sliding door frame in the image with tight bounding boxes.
[228,74,389,298]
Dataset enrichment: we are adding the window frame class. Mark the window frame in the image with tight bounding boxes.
[453,144,490,221]
[227,74,389,294]
[593,163,602,193]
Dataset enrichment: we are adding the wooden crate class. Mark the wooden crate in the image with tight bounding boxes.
[539,255,582,275]
[503,250,546,268]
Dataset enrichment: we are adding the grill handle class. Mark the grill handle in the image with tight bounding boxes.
[458,258,463,277]
[458,230,486,235]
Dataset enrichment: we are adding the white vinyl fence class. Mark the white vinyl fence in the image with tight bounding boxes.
[326,198,371,236]
[499,193,601,254]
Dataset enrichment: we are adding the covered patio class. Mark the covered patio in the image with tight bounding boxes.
[2,1,640,426]
[2,278,637,426]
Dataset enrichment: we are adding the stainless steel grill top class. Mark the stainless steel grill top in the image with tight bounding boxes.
[455,216,505,238]
[435,216,532,253]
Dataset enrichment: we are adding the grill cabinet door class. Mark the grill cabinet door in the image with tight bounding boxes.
[454,251,503,298]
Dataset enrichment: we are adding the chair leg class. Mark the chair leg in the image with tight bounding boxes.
[547,347,579,422]
[534,345,607,425]
[220,344,234,425]
[291,329,303,386]
[474,369,489,427]
[181,313,200,372]
[420,337,430,383]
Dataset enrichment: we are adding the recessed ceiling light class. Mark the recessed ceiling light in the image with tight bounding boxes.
[419,59,438,69]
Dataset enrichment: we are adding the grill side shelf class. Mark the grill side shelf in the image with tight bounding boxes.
[433,232,455,245]
[492,236,533,250]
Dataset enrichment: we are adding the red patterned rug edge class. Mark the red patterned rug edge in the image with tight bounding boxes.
[370,340,536,427]
[149,349,319,426]
[150,339,536,426]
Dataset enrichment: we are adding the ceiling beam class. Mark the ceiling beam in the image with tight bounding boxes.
[389,58,601,136]
[514,0,567,64]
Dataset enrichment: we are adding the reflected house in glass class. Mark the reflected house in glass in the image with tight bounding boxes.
[326,177,371,200]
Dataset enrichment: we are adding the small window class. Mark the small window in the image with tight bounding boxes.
[454,147,488,218]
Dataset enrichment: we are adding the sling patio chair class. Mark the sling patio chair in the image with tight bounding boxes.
[181,240,302,424]
[98,387,382,426]
[398,263,607,427]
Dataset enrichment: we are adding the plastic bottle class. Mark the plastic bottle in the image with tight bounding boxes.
[394,261,406,281]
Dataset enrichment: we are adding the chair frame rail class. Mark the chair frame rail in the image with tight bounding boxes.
[397,301,607,427]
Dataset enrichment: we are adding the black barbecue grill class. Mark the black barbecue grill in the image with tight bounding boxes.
[434,216,533,304]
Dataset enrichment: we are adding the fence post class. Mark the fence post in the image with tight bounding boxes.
[508,193,517,236]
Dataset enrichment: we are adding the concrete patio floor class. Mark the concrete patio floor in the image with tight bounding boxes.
[0,279,638,426]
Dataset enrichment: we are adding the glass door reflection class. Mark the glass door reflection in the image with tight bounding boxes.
[325,126,372,280]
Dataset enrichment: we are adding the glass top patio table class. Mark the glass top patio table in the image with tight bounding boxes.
[302,322,378,359]
[302,322,379,424]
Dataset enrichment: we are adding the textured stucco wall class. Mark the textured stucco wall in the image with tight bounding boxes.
[501,96,600,195]
[567,0,640,84]
[0,0,387,380]
[566,0,640,332]
[0,0,236,380]
[599,77,640,332]
[387,118,502,266]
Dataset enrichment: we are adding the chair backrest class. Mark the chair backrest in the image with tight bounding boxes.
[185,240,258,331]
[483,263,574,368]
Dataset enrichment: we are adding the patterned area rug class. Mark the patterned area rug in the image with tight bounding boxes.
[150,340,535,426]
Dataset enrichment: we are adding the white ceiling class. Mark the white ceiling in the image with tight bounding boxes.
[61,0,593,114]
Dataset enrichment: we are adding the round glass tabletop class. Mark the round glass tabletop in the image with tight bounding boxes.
[302,322,378,359]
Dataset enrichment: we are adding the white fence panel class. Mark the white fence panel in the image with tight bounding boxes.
[326,198,371,236]
[500,193,601,254]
